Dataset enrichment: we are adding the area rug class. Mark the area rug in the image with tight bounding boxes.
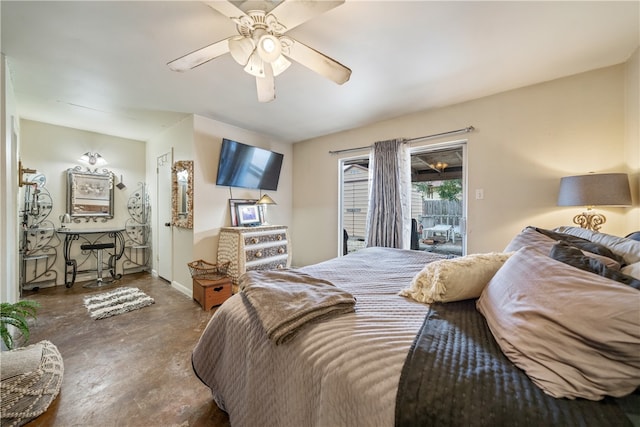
[83,287,154,320]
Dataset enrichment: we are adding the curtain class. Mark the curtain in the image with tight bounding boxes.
[365,138,411,249]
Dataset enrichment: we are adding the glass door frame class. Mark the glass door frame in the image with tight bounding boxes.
[410,140,468,257]
[337,139,468,257]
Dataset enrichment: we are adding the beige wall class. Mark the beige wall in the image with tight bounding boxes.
[292,63,637,267]
[625,48,640,232]
[19,120,147,286]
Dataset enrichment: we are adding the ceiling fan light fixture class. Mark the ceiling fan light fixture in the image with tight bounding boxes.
[257,34,282,63]
[271,54,291,76]
[244,52,265,77]
[229,36,255,66]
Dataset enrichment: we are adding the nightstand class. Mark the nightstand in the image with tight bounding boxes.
[193,276,233,310]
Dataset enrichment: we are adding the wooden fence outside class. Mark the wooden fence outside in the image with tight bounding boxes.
[419,199,462,227]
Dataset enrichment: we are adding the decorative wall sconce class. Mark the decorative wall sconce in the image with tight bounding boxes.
[79,152,107,167]
[256,194,277,225]
[18,160,37,187]
[557,173,632,231]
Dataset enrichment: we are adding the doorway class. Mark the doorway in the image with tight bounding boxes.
[410,143,466,257]
[338,142,466,257]
[156,152,172,281]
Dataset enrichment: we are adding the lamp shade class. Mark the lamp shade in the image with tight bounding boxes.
[557,173,632,207]
[257,194,276,205]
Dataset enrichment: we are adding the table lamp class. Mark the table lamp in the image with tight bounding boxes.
[557,173,632,231]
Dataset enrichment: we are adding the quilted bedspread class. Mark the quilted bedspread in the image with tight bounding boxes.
[396,300,633,427]
[192,247,444,427]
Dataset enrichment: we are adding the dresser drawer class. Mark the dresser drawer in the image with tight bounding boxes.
[246,258,288,272]
[244,232,287,246]
[245,244,288,262]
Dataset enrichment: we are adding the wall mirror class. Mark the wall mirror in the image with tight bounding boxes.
[172,160,193,229]
[67,167,114,222]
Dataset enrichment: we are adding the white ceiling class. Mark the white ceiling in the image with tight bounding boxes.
[2,1,639,143]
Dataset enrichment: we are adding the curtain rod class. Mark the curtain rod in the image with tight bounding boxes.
[328,126,475,155]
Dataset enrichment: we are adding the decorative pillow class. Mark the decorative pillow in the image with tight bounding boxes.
[399,252,512,304]
[622,262,640,280]
[554,226,640,265]
[549,241,640,289]
[477,247,640,400]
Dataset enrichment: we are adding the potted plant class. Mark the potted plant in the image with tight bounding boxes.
[1,300,40,350]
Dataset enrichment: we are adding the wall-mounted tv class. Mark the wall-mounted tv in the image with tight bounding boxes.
[216,138,284,191]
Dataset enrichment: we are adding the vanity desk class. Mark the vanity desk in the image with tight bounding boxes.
[57,227,125,287]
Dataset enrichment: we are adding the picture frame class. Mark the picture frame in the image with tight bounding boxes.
[229,199,261,226]
[236,203,262,226]
[67,167,114,221]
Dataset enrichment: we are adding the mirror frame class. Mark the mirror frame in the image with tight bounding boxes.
[66,166,114,222]
[172,160,193,229]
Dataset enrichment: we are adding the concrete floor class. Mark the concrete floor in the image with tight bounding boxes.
[21,272,231,427]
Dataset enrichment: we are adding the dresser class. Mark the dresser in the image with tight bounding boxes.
[217,225,291,290]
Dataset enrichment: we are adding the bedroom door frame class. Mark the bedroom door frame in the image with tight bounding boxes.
[156,151,173,282]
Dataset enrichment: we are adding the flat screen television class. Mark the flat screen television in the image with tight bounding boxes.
[216,138,284,191]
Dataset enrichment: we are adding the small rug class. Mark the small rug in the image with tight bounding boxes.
[83,287,154,320]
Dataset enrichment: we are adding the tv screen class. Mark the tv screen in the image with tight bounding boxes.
[216,139,284,191]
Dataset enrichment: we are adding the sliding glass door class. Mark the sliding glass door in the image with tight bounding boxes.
[410,144,466,257]
[339,142,466,257]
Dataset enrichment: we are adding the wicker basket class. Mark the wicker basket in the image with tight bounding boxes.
[187,259,230,280]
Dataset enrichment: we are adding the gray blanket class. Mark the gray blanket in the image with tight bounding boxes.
[395,300,634,426]
[239,269,356,345]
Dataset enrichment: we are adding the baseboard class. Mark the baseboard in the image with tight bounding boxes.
[171,280,192,299]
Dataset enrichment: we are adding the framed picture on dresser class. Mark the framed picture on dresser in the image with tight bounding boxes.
[228,199,258,226]
[236,204,262,226]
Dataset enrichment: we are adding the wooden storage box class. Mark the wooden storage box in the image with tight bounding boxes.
[193,277,232,310]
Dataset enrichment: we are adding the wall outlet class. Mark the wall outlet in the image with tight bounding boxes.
[475,189,484,200]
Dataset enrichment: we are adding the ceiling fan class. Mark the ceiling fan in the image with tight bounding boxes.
[167,0,352,103]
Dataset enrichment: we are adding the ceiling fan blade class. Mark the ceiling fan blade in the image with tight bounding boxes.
[284,39,351,85]
[167,38,231,71]
[271,0,345,32]
[256,64,275,103]
[202,1,247,20]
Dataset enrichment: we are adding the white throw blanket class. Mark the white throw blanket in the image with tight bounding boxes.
[239,269,356,345]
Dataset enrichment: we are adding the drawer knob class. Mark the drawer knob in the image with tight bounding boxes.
[277,235,283,241]
[255,251,263,258]
[278,247,285,254]
[277,264,284,269]
[251,237,259,244]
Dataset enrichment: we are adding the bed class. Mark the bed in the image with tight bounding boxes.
[192,227,640,426]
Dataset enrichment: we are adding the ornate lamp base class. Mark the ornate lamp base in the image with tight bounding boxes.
[572,211,606,231]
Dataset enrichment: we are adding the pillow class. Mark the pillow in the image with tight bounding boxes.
[504,226,557,253]
[534,227,625,264]
[622,262,640,280]
[505,227,623,268]
[549,241,640,289]
[399,252,512,304]
[477,247,640,400]
[554,226,640,265]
